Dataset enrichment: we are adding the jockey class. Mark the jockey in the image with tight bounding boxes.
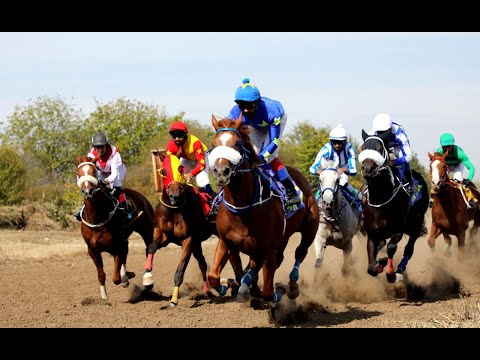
[75,131,137,222]
[165,121,217,200]
[431,133,478,208]
[368,113,414,193]
[227,77,301,206]
[309,124,362,212]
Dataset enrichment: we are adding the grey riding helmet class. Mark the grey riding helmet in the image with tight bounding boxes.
[92,132,109,146]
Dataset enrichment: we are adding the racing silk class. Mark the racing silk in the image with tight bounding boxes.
[87,144,126,187]
[436,144,475,181]
[165,134,208,176]
[309,142,357,176]
[228,97,284,162]
[368,121,413,166]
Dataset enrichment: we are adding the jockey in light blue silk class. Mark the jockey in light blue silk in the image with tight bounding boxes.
[227,77,301,206]
[310,124,362,212]
[368,113,414,192]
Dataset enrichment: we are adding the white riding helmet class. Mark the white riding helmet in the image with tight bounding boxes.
[329,124,347,141]
[372,113,392,132]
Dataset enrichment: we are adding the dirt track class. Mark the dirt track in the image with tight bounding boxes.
[1,211,480,328]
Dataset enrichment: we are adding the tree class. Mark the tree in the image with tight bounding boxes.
[1,96,85,185]
[0,144,27,205]
[86,98,169,165]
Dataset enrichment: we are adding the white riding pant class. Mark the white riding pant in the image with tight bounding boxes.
[180,158,211,188]
[450,163,466,182]
[249,113,287,164]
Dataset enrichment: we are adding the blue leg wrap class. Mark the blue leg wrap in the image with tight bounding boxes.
[241,269,255,286]
[273,291,282,303]
[216,284,228,296]
[290,260,301,282]
[397,256,409,273]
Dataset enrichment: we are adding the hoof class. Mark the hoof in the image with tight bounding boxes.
[287,281,299,299]
[142,271,154,287]
[169,301,177,307]
[367,267,378,277]
[395,273,404,283]
[144,284,153,291]
[121,280,130,288]
[238,283,251,300]
[386,271,397,283]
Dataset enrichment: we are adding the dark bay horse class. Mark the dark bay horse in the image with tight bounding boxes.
[207,114,319,303]
[428,151,480,255]
[358,131,429,283]
[76,155,154,300]
[142,152,243,306]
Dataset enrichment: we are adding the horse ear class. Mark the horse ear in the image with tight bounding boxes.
[428,152,434,160]
[178,165,185,175]
[159,168,167,178]
[234,112,243,129]
[77,155,83,164]
[361,129,368,141]
[211,115,219,131]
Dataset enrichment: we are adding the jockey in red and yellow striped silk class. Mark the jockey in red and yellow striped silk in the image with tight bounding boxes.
[165,121,217,199]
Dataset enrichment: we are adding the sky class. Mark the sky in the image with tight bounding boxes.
[1,32,480,179]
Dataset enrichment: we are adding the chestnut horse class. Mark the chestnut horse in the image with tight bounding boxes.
[427,151,480,255]
[207,115,319,303]
[142,152,243,306]
[358,131,429,283]
[76,155,154,300]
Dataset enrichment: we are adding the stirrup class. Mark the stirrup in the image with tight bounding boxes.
[285,189,301,205]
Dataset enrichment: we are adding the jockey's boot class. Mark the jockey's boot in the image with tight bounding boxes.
[281,177,301,206]
[74,209,82,221]
[118,202,137,221]
[202,184,218,203]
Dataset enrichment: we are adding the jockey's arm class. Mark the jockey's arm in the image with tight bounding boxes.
[258,118,281,162]
[459,150,475,181]
[190,141,207,177]
[345,144,358,176]
[106,153,123,184]
[309,146,330,175]
[391,133,413,166]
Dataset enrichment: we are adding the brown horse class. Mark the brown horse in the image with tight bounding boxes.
[428,151,480,255]
[207,114,319,303]
[76,155,155,300]
[142,152,243,306]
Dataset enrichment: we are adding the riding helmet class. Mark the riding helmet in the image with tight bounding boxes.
[92,132,109,146]
[372,113,392,132]
[168,121,188,134]
[235,78,261,102]
[329,124,348,141]
[440,133,455,146]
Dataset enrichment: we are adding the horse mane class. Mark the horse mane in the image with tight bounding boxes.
[217,117,261,166]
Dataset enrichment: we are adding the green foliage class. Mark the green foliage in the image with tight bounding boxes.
[1,96,86,184]
[43,182,83,229]
[86,98,169,165]
[0,144,27,205]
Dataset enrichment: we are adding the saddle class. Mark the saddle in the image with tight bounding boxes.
[450,180,478,209]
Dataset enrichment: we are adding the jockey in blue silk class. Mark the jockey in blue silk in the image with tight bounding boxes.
[309,124,362,212]
[227,78,301,206]
[368,113,414,193]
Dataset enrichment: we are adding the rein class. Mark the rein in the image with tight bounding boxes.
[80,188,120,228]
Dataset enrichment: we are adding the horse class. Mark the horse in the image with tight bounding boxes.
[207,114,320,303]
[313,159,363,276]
[142,152,243,306]
[76,155,155,300]
[358,131,429,283]
[427,151,480,255]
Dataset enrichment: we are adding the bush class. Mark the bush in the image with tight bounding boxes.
[0,144,27,205]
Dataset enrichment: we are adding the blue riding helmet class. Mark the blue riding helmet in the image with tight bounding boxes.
[234,78,261,102]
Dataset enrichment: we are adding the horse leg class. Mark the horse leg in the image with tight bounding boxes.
[313,225,327,268]
[366,237,383,277]
[191,241,212,296]
[457,231,466,258]
[385,233,403,283]
[261,254,278,302]
[207,238,231,296]
[142,229,165,288]
[341,241,353,277]
[443,234,453,256]
[288,230,315,299]
[87,247,107,300]
[170,238,193,307]
[428,223,442,252]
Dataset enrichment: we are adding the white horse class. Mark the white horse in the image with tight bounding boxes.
[313,160,363,276]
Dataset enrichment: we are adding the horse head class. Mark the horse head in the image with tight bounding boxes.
[428,150,449,192]
[160,153,187,206]
[209,114,260,186]
[76,155,100,198]
[318,160,340,215]
[358,129,390,178]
